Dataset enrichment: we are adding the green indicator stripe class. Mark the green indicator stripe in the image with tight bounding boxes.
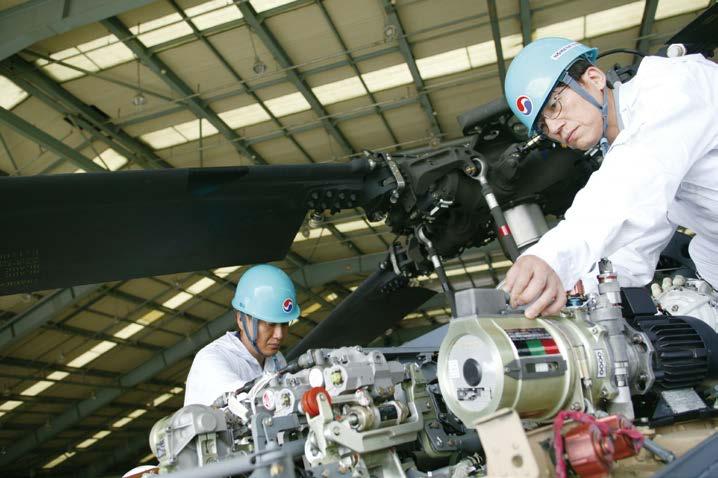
[526,339,545,356]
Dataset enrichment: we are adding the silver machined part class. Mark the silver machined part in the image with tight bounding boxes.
[503,203,549,249]
[384,153,405,204]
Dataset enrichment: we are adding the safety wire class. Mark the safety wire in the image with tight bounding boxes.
[552,411,644,478]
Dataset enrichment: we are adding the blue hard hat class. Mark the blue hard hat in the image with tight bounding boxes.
[232,264,300,323]
[505,37,598,135]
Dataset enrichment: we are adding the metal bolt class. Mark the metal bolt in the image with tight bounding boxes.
[571,402,582,411]
[632,334,643,344]
[504,367,511,373]
[463,164,477,176]
[429,420,440,429]
[263,417,273,427]
[600,389,609,398]
[333,426,341,436]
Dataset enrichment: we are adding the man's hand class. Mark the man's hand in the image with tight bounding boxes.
[504,255,566,319]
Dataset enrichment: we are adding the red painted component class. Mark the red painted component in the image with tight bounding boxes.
[564,422,615,478]
[540,338,559,354]
[498,224,512,238]
[301,387,331,417]
[598,415,643,460]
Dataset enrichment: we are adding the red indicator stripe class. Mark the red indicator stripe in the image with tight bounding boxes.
[540,338,559,355]
[498,224,512,238]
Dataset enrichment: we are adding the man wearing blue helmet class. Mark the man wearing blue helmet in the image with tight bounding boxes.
[502,37,718,319]
[184,264,300,406]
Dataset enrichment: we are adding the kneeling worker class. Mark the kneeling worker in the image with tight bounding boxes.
[184,264,300,406]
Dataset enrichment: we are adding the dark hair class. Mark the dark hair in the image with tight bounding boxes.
[566,58,592,81]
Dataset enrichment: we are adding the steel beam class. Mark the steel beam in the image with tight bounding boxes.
[382,0,442,138]
[291,241,502,288]
[636,0,659,53]
[519,0,532,46]
[78,435,150,478]
[486,0,506,94]
[0,284,103,351]
[166,0,317,164]
[316,0,400,147]
[115,45,400,128]
[0,310,236,467]
[0,106,103,171]
[0,0,155,62]
[101,17,269,166]
[0,55,170,169]
[236,1,355,156]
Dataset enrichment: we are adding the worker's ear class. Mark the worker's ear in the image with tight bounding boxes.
[580,65,607,91]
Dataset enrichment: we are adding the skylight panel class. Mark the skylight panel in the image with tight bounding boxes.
[76,430,111,448]
[501,34,524,60]
[214,265,241,278]
[219,103,271,129]
[83,40,135,69]
[174,119,219,142]
[43,451,76,469]
[41,61,85,82]
[361,63,413,92]
[47,371,69,381]
[67,340,117,368]
[534,17,585,41]
[92,148,128,171]
[467,40,497,68]
[416,47,471,80]
[187,277,216,295]
[656,0,709,19]
[312,76,368,105]
[162,291,193,309]
[131,13,193,48]
[141,127,188,149]
[153,393,174,406]
[112,408,148,429]
[303,303,321,315]
[334,219,369,233]
[138,309,164,325]
[114,323,145,339]
[51,47,81,60]
[0,76,28,109]
[586,1,644,38]
[20,380,54,397]
[186,1,243,30]
[0,400,23,411]
[264,92,312,117]
[252,0,297,12]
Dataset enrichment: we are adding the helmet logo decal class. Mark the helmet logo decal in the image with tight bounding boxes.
[282,298,294,313]
[551,42,579,60]
[516,95,532,115]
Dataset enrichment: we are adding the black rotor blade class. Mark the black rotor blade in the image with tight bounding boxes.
[0,162,370,295]
[287,267,436,359]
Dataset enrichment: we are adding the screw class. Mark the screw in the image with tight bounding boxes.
[263,417,273,427]
[571,402,582,411]
[632,334,643,344]
[463,164,477,176]
[671,305,680,312]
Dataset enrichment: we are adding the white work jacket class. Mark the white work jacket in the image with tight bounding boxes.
[183,331,286,406]
[526,54,718,291]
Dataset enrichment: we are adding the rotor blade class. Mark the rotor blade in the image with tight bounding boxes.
[287,267,436,359]
[0,162,370,295]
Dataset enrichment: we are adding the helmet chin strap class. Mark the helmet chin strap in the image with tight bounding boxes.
[240,313,264,358]
[560,74,610,155]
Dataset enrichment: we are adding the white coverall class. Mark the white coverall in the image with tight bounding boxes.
[184,331,287,406]
[525,54,718,291]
